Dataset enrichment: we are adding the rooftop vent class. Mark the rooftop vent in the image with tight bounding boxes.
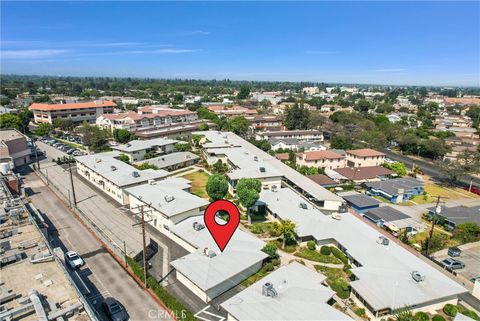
[262,282,278,298]
[299,202,308,209]
[164,195,175,202]
[377,236,389,246]
[193,221,205,231]
[126,143,131,147]
[411,271,426,282]
[95,158,102,163]
[111,165,117,171]
[148,179,156,185]
[259,167,266,173]
[204,248,216,258]
[271,185,278,192]
[132,171,140,177]
[253,156,258,161]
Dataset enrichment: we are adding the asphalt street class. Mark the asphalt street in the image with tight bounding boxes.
[24,171,173,321]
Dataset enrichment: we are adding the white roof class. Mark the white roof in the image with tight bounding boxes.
[125,178,208,217]
[75,152,168,187]
[197,131,342,203]
[454,313,476,321]
[260,188,466,312]
[221,262,353,321]
[112,138,177,153]
[135,152,199,169]
[170,216,268,291]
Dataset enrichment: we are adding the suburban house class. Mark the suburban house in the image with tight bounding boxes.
[96,107,197,133]
[256,129,323,141]
[0,129,31,169]
[363,206,422,234]
[269,138,299,151]
[331,166,394,183]
[307,174,338,187]
[169,216,268,302]
[427,205,480,231]
[111,138,178,162]
[260,187,466,320]
[75,152,168,204]
[364,177,425,203]
[296,150,345,170]
[30,100,115,124]
[221,262,353,321]
[345,149,386,167]
[338,191,381,214]
[125,178,209,231]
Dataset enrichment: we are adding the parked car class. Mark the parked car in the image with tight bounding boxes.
[441,258,465,270]
[66,149,75,154]
[448,247,461,257]
[464,186,480,196]
[64,251,84,269]
[73,150,83,156]
[102,298,128,321]
[470,276,480,284]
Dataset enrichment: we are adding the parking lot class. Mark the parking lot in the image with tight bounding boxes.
[37,136,87,157]
[433,242,480,284]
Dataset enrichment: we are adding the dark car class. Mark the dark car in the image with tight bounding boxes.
[102,298,128,321]
[448,247,461,257]
[441,258,465,270]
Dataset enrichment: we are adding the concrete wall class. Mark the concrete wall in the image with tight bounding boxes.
[175,271,209,302]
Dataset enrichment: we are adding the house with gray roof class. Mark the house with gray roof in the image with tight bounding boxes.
[338,191,380,213]
[427,205,480,230]
[134,151,199,171]
[221,262,353,321]
[169,216,268,302]
[363,206,422,232]
[260,187,466,319]
[365,177,424,203]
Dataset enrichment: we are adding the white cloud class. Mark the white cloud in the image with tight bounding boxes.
[1,49,69,59]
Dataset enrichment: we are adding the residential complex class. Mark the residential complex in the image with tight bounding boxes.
[111,137,178,162]
[296,150,345,169]
[30,100,115,124]
[207,105,257,116]
[345,148,386,167]
[256,129,324,141]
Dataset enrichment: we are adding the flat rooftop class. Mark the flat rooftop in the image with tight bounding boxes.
[427,205,480,225]
[135,151,199,170]
[221,262,352,321]
[339,191,381,208]
[125,178,209,218]
[365,177,424,196]
[0,129,25,142]
[260,187,466,312]
[170,216,268,291]
[112,137,178,153]
[75,152,168,187]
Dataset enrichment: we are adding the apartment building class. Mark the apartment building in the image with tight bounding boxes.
[345,149,386,167]
[207,105,257,116]
[302,86,320,95]
[96,107,197,133]
[244,115,283,131]
[111,138,178,162]
[256,129,323,141]
[296,150,345,169]
[0,129,31,168]
[30,100,115,124]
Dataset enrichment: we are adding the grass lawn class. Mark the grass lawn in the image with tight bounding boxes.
[273,239,297,253]
[314,265,351,299]
[54,137,87,151]
[408,228,459,252]
[249,222,281,237]
[182,171,209,199]
[295,248,343,264]
[241,259,280,287]
[425,183,480,200]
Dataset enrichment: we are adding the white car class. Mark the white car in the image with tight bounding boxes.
[64,251,85,269]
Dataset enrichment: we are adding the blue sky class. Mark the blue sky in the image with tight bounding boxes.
[1,1,479,86]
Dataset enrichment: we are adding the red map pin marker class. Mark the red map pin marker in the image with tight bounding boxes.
[204,199,240,252]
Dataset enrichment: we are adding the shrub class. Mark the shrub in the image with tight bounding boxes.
[320,245,331,255]
[443,304,458,317]
[251,224,262,234]
[432,315,445,321]
[307,240,316,250]
[330,246,349,264]
[415,311,429,321]
[355,308,366,316]
[262,242,279,259]
[460,310,479,320]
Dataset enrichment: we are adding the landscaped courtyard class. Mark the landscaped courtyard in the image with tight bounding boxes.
[182,170,210,199]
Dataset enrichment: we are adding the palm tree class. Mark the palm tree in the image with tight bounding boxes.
[275,220,296,249]
[393,307,415,321]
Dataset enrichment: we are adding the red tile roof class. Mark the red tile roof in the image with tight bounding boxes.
[30,100,116,111]
[307,174,337,186]
[346,148,385,157]
[275,153,289,161]
[101,108,194,121]
[298,150,344,161]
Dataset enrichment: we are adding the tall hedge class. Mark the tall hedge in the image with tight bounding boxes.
[330,246,348,264]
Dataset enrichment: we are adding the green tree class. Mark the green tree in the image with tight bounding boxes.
[18,108,34,133]
[113,128,133,143]
[296,165,319,176]
[355,99,372,112]
[275,219,296,249]
[284,104,311,130]
[237,84,251,100]
[118,154,130,164]
[227,116,249,137]
[393,307,415,321]
[0,114,22,131]
[236,178,262,224]
[330,134,353,149]
[135,162,159,170]
[78,124,110,152]
[198,123,209,131]
[206,174,229,201]
[453,222,480,244]
[174,142,192,152]
[383,162,407,176]
[212,159,228,174]
[34,123,52,136]
[262,242,279,259]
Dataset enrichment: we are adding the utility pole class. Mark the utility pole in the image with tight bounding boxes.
[425,196,443,257]
[33,141,40,170]
[132,204,153,288]
[68,161,77,207]
[124,241,128,268]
